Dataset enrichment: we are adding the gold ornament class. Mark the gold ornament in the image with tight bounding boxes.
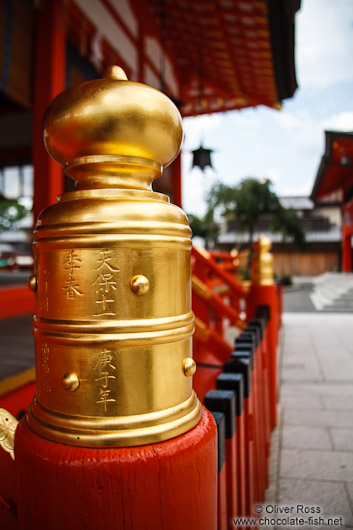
[27,67,201,447]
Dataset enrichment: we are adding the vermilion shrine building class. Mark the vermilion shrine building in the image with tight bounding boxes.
[311,130,353,272]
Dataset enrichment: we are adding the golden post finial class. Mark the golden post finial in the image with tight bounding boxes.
[251,234,274,285]
[27,68,201,448]
[42,66,184,192]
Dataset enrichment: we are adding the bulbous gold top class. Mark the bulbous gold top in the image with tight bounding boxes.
[253,234,272,253]
[43,66,184,190]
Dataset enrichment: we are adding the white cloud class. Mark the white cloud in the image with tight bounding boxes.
[280,179,314,197]
[181,151,218,216]
[296,0,353,88]
[273,111,303,130]
[322,111,353,131]
[183,114,223,148]
[263,169,281,183]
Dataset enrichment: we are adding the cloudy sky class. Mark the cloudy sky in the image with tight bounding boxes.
[181,0,353,217]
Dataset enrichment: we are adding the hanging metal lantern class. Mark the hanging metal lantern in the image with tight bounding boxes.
[191,144,214,171]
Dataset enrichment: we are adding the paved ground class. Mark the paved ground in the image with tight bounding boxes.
[267,313,353,530]
[284,283,316,312]
[284,273,353,313]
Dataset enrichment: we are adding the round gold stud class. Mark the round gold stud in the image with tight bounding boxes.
[62,373,80,392]
[28,275,37,292]
[130,275,150,296]
[183,358,196,377]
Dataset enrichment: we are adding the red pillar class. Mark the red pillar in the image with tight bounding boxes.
[172,152,182,208]
[15,410,217,530]
[247,284,278,430]
[32,0,66,224]
[342,227,352,272]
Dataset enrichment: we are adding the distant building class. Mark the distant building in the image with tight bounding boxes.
[311,130,353,272]
[217,196,341,276]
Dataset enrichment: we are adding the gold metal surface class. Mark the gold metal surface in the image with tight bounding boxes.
[183,358,196,377]
[62,373,80,392]
[28,275,37,292]
[27,67,201,447]
[251,235,274,285]
[130,274,150,295]
[0,409,18,460]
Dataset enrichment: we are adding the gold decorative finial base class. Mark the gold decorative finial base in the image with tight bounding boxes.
[28,392,201,448]
[27,68,201,448]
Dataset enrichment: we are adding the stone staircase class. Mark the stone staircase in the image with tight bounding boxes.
[310,272,353,312]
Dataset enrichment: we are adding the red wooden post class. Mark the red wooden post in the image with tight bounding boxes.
[232,343,261,504]
[216,373,246,518]
[224,359,254,517]
[248,287,278,430]
[32,0,66,224]
[342,227,352,272]
[248,237,278,430]
[211,412,228,530]
[205,390,238,530]
[193,357,223,403]
[172,152,182,208]
[234,336,265,502]
[0,448,17,530]
[248,318,271,479]
[15,410,217,530]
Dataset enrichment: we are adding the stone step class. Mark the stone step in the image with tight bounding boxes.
[309,273,353,312]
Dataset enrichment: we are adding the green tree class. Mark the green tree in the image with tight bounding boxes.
[206,177,306,250]
[272,205,306,248]
[188,210,219,249]
[0,195,29,232]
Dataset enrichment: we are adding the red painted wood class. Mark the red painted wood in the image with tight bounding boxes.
[342,227,353,272]
[193,365,223,403]
[254,343,266,500]
[247,285,278,429]
[243,397,255,516]
[0,288,33,319]
[0,382,36,419]
[259,335,271,484]
[192,247,246,299]
[225,436,238,530]
[251,349,261,504]
[218,462,228,530]
[0,448,17,530]
[15,408,217,530]
[172,153,182,208]
[277,283,283,329]
[235,414,247,517]
[32,0,66,225]
[249,366,259,505]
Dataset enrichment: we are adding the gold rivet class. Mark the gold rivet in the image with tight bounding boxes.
[130,275,150,295]
[62,373,80,392]
[183,358,196,377]
[28,275,37,292]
